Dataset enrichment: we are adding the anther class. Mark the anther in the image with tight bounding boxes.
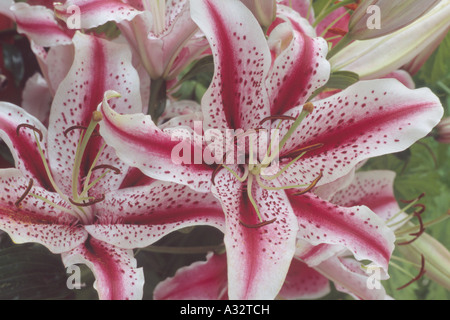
[397,210,426,246]
[283,143,324,159]
[259,115,296,126]
[344,3,359,10]
[328,28,347,36]
[64,125,100,138]
[302,102,314,114]
[16,124,43,142]
[92,111,103,122]
[239,218,277,229]
[92,164,122,175]
[396,255,426,290]
[69,194,106,207]
[15,179,34,208]
[400,193,425,204]
[292,171,323,196]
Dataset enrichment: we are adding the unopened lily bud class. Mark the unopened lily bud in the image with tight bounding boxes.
[435,117,450,144]
[330,0,450,79]
[241,0,277,28]
[397,231,450,290]
[348,0,441,40]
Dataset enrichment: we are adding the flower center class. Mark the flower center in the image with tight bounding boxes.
[213,103,324,227]
[15,111,120,225]
[144,0,166,35]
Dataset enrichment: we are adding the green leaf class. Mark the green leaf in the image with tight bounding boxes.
[325,71,360,90]
[415,32,450,86]
[176,55,214,88]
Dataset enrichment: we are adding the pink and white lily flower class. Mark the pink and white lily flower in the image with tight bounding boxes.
[0,32,224,299]
[98,0,443,299]
[55,0,208,81]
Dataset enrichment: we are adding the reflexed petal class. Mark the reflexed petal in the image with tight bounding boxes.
[154,252,228,300]
[381,70,415,89]
[0,0,14,20]
[11,3,73,47]
[99,95,213,192]
[85,181,225,248]
[62,238,144,300]
[331,170,402,224]
[0,169,88,253]
[267,5,330,115]
[288,192,395,272]
[213,169,298,300]
[48,32,143,196]
[54,0,142,29]
[190,0,272,131]
[0,102,52,189]
[295,239,345,267]
[315,256,389,300]
[277,79,443,188]
[278,257,330,300]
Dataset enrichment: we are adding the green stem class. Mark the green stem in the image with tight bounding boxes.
[148,77,167,123]
[327,33,353,59]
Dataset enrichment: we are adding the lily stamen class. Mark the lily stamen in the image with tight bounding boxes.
[69,194,106,207]
[239,217,277,229]
[396,255,426,290]
[282,143,324,159]
[292,171,324,196]
[397,208,426,246]
[15,179,34,208]
[92,164,122,175]
[16,124,43,141]
[259,115,296,125]
[63,125,101,138]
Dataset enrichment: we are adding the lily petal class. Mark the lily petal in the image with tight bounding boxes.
[154,252,228,300]
[278,257,330,300]
[0,102,52,189]
[0,0,14,20]
[287,192,395,272]
[48,32,143,196]
[54,0,142,29]
[98,94,213,192]
[0,169,88,254]
[381,70,415,89]
[267,5,330,115]
[314,256,389,300]
[213,169,298,300]
[331,170,401,224]
[11,3,73,47]
[62,237,144,300]
[190,0,272,131]
[295,240,345,267]
[85,181,225,249]
[278,79,443,188]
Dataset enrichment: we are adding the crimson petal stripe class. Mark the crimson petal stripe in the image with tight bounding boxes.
[191,0,272,131]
